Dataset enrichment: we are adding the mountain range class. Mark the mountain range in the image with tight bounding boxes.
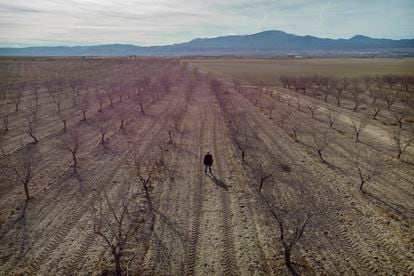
[1,30,413,57]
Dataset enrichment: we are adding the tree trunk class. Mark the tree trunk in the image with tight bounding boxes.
[114,252,122,276]
[82,111,86,121]
[284,248,299,276]
[293,129,298,142]
[359,181,365,192]
[23,178,30,201]
[317,149,324,162]
[72,152,77,172]
[29,132,38,144]
[259,179,264,193]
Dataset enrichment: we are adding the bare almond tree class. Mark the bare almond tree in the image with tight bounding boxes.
[273,209,318,276]
[228,116,251,163]
[265,105,274,119]
[351,117,368,142]
[393,107,410,128]
[289,118,301,143]
[79,94,90,121]
[55,110,70,132]
[52,95,63,113]
[59,129,80,173]
[96,91,105,112]
[351,144,383,192]
[370,103,383,120]
[166,126,174,145]
[32,82,41,106]
[311,128,332,162]
[0,132,5,155]
[321,86,331,102]
[306,103,319,119]
[233,79,243,93]
[249,157,275,192]
[27,100,39,122]
[257,184,326,276]
[381,90,397,111]
[350,84,364,112]
[107,91,115,107]
[11,90,23,112]
[295,95,302,111]
[24,112,38,144]
[12,145,37,201]
[368,87,380,104]
[334,78,349,107]
[279,110,292,129]
[92,181,143,276]
[326,109,339,128]
[118,110,128,130]
[1,112,9,132]
[392,127,413,160]
[95,114,111,145]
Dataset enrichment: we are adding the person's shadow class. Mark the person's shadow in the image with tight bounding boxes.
[206,173,228,190]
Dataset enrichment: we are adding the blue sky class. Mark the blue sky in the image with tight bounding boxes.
[0,0,413,47]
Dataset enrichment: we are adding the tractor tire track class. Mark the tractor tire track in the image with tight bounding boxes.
[55,94,183,275]
[21,94,180,275]
[211,102,239,275]
[183,111,205,276]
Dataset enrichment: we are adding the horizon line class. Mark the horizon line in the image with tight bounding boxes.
[1,30,414,49]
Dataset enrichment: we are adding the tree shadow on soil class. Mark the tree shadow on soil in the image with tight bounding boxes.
[155,209,187,244]
[363,190,412,219]
[0,199,30,241]
[206,174,228,190]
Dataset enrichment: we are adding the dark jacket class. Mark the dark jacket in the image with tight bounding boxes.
[204,154,213,166]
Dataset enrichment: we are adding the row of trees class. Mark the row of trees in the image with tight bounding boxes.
[234,77,414,193]
[212,77,330,275]
[1,59,187,203]
[280,74,414,93]
[90,79,191,275]
[278,75,414,126]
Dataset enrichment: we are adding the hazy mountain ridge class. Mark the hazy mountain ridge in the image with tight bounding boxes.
[1,30,413,56]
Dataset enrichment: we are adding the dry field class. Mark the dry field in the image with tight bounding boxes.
[188,57,414,85]
[0,57,413,275]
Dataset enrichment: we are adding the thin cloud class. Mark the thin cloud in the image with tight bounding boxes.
[318,1,331,27]
[0,0,412,46]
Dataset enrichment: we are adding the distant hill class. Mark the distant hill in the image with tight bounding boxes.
[1,30,413,56]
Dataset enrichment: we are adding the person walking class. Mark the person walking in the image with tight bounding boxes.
[203,151,213,174]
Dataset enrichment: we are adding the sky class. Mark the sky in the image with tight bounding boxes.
[0,0,413,47]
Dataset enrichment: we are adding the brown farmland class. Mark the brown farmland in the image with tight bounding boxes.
[0,57,413,275]
[188,57,414,85]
